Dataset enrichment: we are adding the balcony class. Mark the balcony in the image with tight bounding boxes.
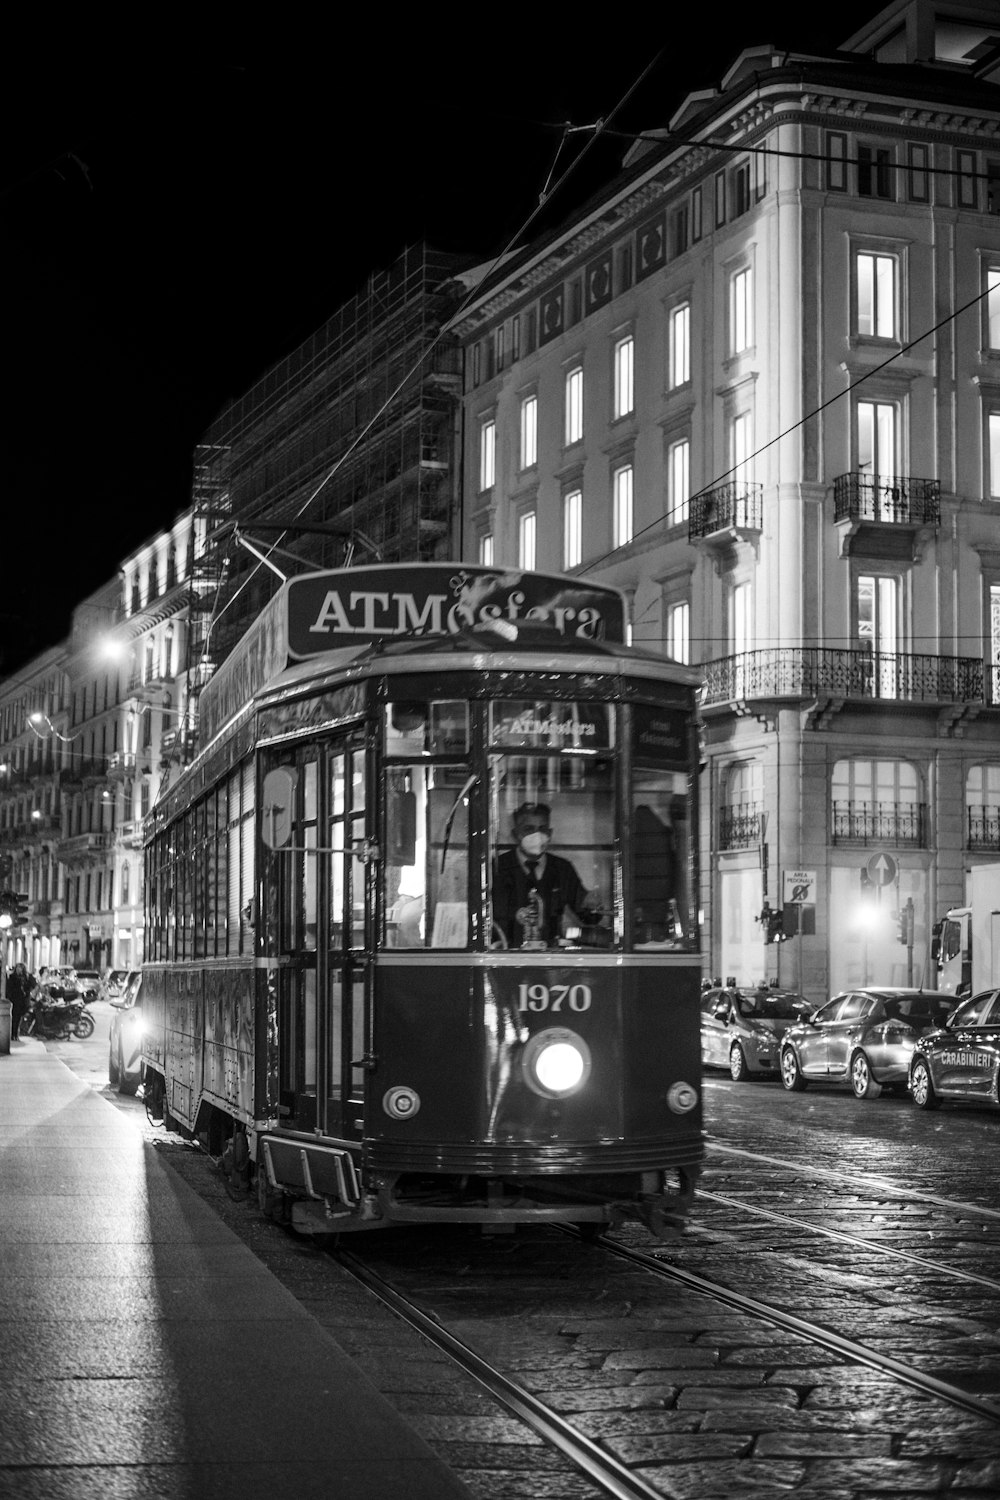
[967,805,1000,851]
[701,647,988,721]
[833,472,940,558]
[831,800,927,847]
[689,482,763,543]
[107,751,137,780]
[57,831,114,864]
[118,819,145,849]
[719,804,763,850]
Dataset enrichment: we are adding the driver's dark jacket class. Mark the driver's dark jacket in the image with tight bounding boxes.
[492,849,591,948]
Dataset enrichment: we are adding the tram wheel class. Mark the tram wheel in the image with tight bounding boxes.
[780,1047,807,1092]
[850,1051,882,1099]
[910,1058,940,1110]
[729,1044,750,1082]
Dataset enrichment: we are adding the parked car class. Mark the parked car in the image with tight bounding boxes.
[108,971,144,1095]
[72,968,103,1001]
[780,987,955,1098]
[700,985,808,1081]
[910,987,1000,1111]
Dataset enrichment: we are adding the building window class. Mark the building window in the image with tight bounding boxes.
[666,600,689,664]
[990,413,1000,499]
[858,144,894,200]
[731,161,750,218]
[730,581,753,656]
[856,252,897,339]
[827,132,848,192]
[121,862,130,904]
[511,316,521,362]
[518,510,536,570]
[525,310,537,356]
[568,279,582,326]
[472,344,482,387]
[986,266,1000,350]
[907,143,930,203]
[992,584,1000,705]
[957,150,978,209]
[670,203,689,258]
[857,399,897,482]
[832,758,921,844]
[613,335,634,419]
[668,303,690,389]
[479,419,496,491]
[691,185,703,242]
[668,438,690,524]
[729,267,752,355]
[966,764,1000,849]
[730,412,752,489]
[520,395,537,469]
[616,243,633,294]
[479,533,494,566]
[495,325,505,371]
[613,464,633,548]
[856,574,904,695]
[564,366,583,446]
[563,489,582,570]
[715,170,726,226]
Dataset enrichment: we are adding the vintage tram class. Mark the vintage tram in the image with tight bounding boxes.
[141,564,704,1238]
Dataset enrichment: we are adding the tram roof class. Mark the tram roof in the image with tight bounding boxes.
[259,624,703,701]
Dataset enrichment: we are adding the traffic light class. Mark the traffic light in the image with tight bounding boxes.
[759,904,788,943]
[897,898,914,946]
[0,891,30,926]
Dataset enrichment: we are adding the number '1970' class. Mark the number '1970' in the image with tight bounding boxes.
[518,982,593,1013]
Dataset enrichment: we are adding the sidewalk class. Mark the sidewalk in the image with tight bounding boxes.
[0,1038,471,1499]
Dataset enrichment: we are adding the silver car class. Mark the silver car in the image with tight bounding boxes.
[780,987,955,1099]
[701,986,807,1081]
[108,971,143,1095]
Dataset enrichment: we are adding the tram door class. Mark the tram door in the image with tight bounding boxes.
[270,737,367,1141]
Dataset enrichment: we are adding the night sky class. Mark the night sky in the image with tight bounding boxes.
[1,9,879,675]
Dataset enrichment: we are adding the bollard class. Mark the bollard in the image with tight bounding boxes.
[0,998,11,1055]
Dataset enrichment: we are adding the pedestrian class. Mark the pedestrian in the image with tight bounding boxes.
[7,962,37,1041]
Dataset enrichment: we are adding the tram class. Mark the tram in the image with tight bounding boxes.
[141,564,704,1238]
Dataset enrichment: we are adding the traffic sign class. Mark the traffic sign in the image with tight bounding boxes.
[783,869,817,905]
[866,852,897,887]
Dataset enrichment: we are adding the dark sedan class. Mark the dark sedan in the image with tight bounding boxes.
[910,988,1000,1111]
[701,986,807,1081]
[779,987,955,1099]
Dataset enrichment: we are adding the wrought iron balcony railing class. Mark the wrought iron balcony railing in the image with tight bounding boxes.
[967,805,1000,851]
[719,804,763,850]
[57,831,114,861]
[831,800,926,847]
[688,482,763,542]
[701,647,986,708]
[833,472,941,526]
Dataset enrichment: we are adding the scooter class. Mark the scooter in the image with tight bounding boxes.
[23,993,95,1041]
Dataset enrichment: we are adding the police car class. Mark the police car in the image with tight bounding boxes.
[909,988,1000,1111]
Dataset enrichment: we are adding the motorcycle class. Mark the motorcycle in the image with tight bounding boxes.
[23,991,95,1041]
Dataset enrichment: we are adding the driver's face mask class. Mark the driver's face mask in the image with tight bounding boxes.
[519,829,550,859]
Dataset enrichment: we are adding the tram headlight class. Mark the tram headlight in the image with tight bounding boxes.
[522,1028,592,1099]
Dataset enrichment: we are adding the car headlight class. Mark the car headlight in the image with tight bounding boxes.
[522,1028,592,1099]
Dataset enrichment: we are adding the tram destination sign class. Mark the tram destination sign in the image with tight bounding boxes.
[199,565,627,746]
[286,565,626,656]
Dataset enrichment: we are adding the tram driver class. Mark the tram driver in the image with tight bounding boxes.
[492,802,604,949]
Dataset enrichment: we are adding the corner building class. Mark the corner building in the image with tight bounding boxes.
[453,0,1000,998]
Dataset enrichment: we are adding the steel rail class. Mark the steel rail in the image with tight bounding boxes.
[699,1188,1000,1294]
[336,1249,682,1500]
[593,1236,1000,1427]
[706,1140,1000,1222]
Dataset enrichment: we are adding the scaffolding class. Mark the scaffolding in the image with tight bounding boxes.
[185,244,470,683]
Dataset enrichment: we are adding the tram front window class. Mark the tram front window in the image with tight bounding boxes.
[382,699,472,949]
[489,699,616,951]
[631,768,694,949]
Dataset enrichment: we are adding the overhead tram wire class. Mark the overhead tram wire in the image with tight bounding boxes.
[582,276,999,579]
[194,50,668,654]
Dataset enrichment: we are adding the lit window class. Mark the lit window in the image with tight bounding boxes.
[857,400,896,480]
[989,413,1000,499]
[613,335,634,419]
[987,267,1000,350]
[563,489,582,570]
[729,268,752,355]
[518,510,536,570]
[479,420,495,491]
[668,438,690,523]
[613,464,633,548]
[479,533,494,566]
[564,366,583,446]
[520,395,537,469]
[666,601,690,664]
[857,253,896,339]
[669,304,690,388]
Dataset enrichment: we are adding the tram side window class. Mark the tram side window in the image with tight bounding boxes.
[631,769,694,949]
[488,699,617,950]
